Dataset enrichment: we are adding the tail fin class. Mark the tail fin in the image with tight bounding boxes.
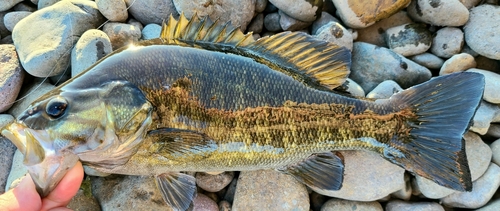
[386,72,484,191]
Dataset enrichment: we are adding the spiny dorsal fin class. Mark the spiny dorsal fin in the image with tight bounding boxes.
[159,13,351,90]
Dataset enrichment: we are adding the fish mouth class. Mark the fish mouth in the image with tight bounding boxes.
[1,122,79,197]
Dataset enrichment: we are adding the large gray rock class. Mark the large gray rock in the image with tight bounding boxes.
[12,0,106,77]
[351,42,432,92]
[415,132,492,199]
[124,0,177,25]
[321,199,383,211]
[233,169,309,211]
[91,175,171,210]
[0,44,24,113]
[71,29,112,77]
[464,5,500,60]
[269,0,322,22]
[172,0,255,31]
[441,163,500,209]
[311,151,405,201]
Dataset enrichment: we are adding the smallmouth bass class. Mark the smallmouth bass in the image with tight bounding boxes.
[1,14,484,210]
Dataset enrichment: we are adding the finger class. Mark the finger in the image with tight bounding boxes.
[0,175,42,211]
[41,161,84,211]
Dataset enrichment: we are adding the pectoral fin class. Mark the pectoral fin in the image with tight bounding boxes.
[155,172,197,211]
[277,152,344,191]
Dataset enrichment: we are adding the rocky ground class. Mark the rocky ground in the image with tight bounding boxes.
[1,0,500,210]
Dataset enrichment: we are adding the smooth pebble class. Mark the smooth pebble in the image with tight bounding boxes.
[385,200,444,211]
[3,11,32,32]
[124,0,178,25]
[141,23,161,40]
[464,5,500,60]
[96,0,128,22]
[0,44,24,113]
[356,11,413,47]
[468,69,500,104]
[407,0,469,26]
[102,22,141,50]
[439,53,476,75]
[269,0,322,22]
[332,0,410,28]
[196,171,234,192]
[430,27,464,58]
[384,23,432,57]
[366,80,402,99]
[71,29,112,76]
[410,53,444,69]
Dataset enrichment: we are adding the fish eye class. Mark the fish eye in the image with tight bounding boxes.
[45,97,68,119]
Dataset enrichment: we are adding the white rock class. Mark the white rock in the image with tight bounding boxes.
[464,5,500,60]
[468,69,500,104]
[71,29,112,77]
[410,53,444,69]
[314,22,353,51]
[430,27,464,58]
[384,23,432,57]
[439,53,476,75]
[366,80,402,99]
[311,151,405,201]
[96,0,128,22]
[441,163,500,209]
[269,0,322,22]
[407,0,469,26]
[491,139,500,167]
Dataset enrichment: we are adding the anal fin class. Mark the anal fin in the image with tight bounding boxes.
[155,172,197,211]
[277,152,344,191]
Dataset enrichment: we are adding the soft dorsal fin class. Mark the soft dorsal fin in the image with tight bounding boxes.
[158,13,351,90]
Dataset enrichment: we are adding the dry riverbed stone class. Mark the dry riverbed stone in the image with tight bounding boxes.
[0,44,24,113]
[439,53,476,75]
[3,11,32,32]
[102,22,141,50]
[407,0,469,26]
[196,171,234,192]
[0,114,16,194]
[468,69,500,104]
[269,0,322,22]
[124,0,177,25]
[366,80,402,99]
[357,11,413,47]
[12,0,105,77]
[430,27,464,58]
[96,0,128,22]
[410,53,444,69]
[384,23,432,57]
[464,4,500,60]
[71,29,112,76]
[332,0,410,28]
[470,100,500,135]
[311,150,405,201]
[232,169,309,211]
[385,200,444,211]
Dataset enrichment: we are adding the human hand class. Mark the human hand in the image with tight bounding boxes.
[0,161,84,211]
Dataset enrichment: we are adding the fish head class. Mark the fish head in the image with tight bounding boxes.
[1,80,153,196]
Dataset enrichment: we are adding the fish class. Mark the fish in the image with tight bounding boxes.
[1,14,484,210]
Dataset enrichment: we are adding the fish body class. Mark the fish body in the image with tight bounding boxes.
[1,15,484,210]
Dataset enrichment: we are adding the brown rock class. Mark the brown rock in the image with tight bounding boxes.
[332,0,411,28]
